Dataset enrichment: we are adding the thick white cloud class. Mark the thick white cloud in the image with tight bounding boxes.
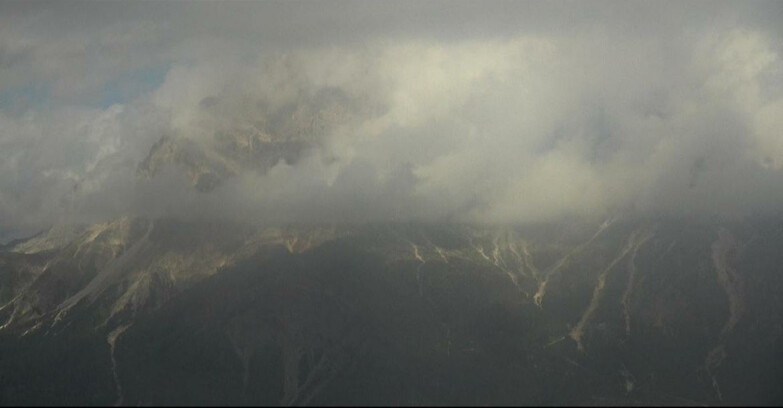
[1,1,782,235]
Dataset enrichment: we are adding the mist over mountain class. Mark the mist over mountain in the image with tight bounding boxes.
[0,1,783,234]
[1,1,783,406]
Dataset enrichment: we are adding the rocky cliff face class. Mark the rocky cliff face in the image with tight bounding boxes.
[1,217,782,405]
[136,88,358,192]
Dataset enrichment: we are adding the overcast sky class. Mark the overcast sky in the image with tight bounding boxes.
[1,0,783,236]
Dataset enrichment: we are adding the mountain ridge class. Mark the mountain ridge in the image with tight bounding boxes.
[0,216,782,405]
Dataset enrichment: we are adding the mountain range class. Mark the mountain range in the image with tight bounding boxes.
[1,215,782,405]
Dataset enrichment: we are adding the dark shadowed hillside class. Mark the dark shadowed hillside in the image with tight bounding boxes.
[1,216,781,406]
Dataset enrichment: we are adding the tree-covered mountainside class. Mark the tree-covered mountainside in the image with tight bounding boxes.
[1,217,782,405]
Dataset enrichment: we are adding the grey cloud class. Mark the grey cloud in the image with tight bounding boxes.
[0,1,782,236]
[3,1,781,98]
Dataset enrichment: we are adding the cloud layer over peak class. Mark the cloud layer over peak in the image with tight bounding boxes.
[1,1,783,236]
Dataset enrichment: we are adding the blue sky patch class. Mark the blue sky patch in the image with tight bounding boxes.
[0,81,52,112]
[98,64,170,108]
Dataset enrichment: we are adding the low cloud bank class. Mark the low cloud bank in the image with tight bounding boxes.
[1,2,783,233]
